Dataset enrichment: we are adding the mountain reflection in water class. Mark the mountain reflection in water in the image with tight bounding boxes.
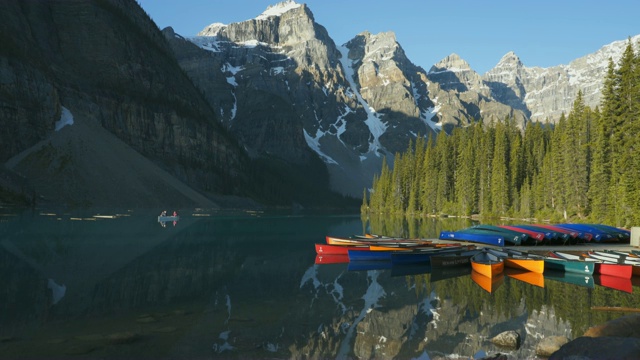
[0,210,638,359]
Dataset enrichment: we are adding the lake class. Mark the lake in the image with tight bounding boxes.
[1,209,638,359]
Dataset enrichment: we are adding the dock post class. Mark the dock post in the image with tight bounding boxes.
[632,227,640,247]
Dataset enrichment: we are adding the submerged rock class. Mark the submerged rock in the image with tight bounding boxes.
[490,330,521,349]
[536,336,569,357]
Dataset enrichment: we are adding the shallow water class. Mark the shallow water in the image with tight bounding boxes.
[0,209,637,359]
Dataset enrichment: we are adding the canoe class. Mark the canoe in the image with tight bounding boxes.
[430,249,481,268]
[368,244,434,251]
[509,224,563,244]
[542,253,595,275]
[554,251,632,279]
[583,224,630,242]
[326,235,432,246]
[471,249,504,278]
[505,268,544,288]
[439,231,505,247]
[544,269,594,288]
[461,225,527,246]
[498,225,545,245]
[532,224,582,244]
[315,254,349,264]
[487,248,544,274]
[353,234,396,239]
[158,215,179,222]
[471,269,504,293]
[584,252,638,277]
[553,224,616,242]
[390,246,474,265]
[347,249,393,262]
[315,243,368,255]
[601,250,640,259]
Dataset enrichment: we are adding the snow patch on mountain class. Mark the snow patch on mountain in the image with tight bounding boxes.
[338,45,387,159]
[303,129,338,165]
[55,106,74,131]
[256,0,301,20]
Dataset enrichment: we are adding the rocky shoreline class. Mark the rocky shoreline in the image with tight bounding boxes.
[478,313,640,359]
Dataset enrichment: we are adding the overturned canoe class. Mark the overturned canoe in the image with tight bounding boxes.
[439,231,505,247]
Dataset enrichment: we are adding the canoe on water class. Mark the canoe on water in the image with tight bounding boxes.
[487,248,544,274]
[584,252,640,277]
[553,251,632,279]
[390,245,476,265]
[315,243,368,255]
[325,235,431,246]
[430,249,481,268]
[158,215,179,222]
[541,252,595,275]
[471,249,505,278]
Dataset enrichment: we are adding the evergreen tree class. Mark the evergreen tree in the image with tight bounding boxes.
[490,118,510,215]
[478,123,494,215]
[420,135,438,214]
[455,126,476,215]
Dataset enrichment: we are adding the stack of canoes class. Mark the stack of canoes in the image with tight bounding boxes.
[439,223,629,246]
[315,230,637,293]
[316,234,470,265]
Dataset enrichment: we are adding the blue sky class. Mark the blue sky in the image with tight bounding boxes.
[138,0,640,74]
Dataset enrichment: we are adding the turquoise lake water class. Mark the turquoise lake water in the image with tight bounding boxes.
[0,209,637,359]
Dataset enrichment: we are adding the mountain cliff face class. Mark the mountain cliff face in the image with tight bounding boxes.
[0,0,259,207]
[173,2,444,196]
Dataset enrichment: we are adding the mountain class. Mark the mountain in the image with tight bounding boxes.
[484,35,640,122]
[0,0,258,208]
[175,1,638,197]
[1,0,637,206]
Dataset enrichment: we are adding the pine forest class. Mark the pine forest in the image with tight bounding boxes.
[362,40,640,228]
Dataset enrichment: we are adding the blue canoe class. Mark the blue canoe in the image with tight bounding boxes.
[439,231,504,247]
[553,224,615,242]
[583,224,630,242]
[347,249,395,262]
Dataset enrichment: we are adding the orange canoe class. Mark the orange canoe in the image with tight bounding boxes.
[471,250,504,278]
[488,248,545,274]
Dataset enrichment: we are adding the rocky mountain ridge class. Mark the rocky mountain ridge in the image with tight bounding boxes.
[175,0,638,197]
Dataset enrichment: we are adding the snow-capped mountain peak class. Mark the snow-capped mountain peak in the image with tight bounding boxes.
[429,53,473,74]
[256,0,302,20]
[494,51,523,69]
